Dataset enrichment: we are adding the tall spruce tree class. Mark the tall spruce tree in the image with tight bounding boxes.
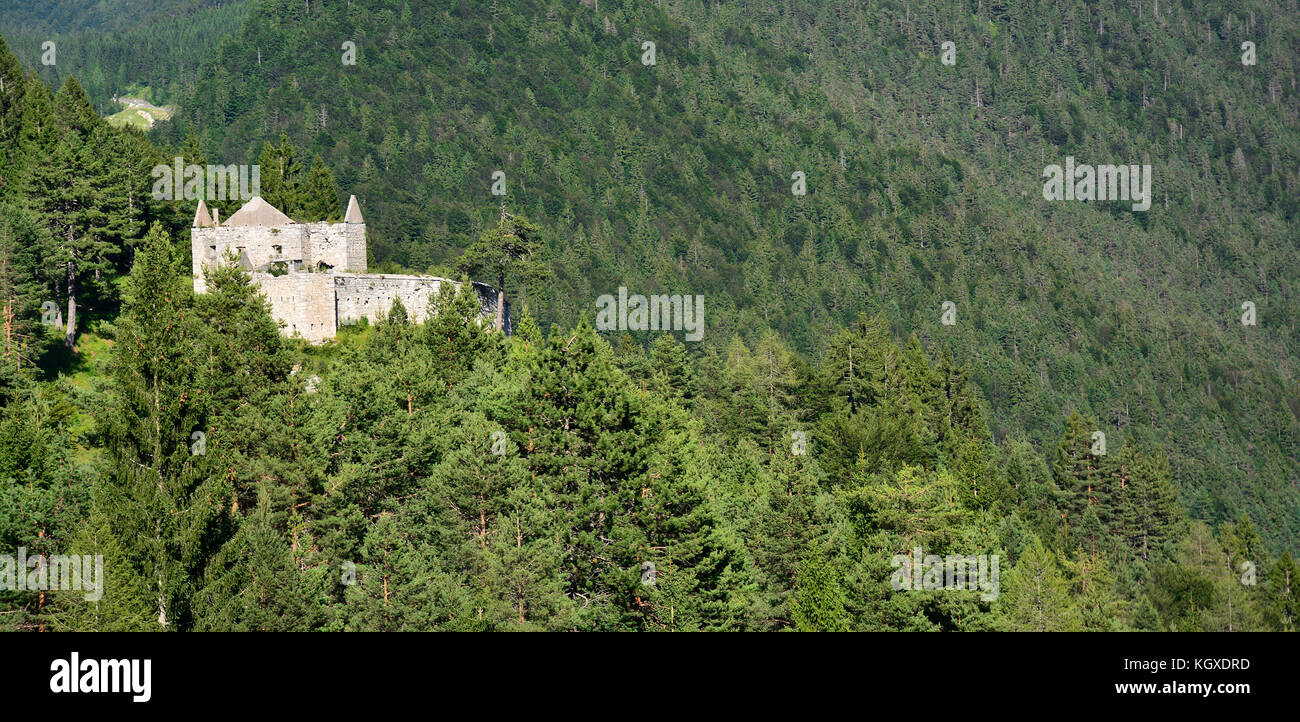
[0,37,31,200]
[1000,535,1082,631]
[100,223,228,630]
[1052,411,1119,544]
[1116,445,1186,561]
[0,203,47,380]
[298,155,341,221]
[1265,552,1297,632]
[513,322,652,629]
[255,133,302,214]
[790,542,849,632]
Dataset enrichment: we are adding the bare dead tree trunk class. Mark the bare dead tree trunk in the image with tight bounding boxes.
[496,269,506,332]
[65,260,77,351]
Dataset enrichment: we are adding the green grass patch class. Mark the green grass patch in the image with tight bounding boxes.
[105,98,175,130]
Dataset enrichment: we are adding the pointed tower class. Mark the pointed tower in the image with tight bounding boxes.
[342,195,366,272]
[344,195,364,224]
[192,199,214,228]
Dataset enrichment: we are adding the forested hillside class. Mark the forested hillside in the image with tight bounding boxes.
[0,0,1296,632]
[0,0,230,33]
[1,0,251,111]
[158,0,1299,548]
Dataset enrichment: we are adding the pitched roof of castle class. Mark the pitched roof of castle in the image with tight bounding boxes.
[345,194,364,223]
[192,199,214,228]
[223,196,294,227]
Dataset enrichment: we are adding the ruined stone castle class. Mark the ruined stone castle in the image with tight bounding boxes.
[191,195,504,343]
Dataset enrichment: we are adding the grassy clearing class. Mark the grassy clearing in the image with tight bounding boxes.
[105,98,174,130]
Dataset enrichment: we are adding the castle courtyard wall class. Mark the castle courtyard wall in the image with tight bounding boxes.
[334,273,450,326]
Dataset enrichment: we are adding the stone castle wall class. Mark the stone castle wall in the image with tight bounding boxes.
[335,273,449,326]
[193,225,309,291]
[347,225,367,273]
[193,222,365,280]
[303,222,366,271]
[252,271,337,343]
[334,274,507,332]
[469,281,509,334]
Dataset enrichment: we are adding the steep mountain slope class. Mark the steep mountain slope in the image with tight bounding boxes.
[0,0,227,34]
[164,0,1300,548]
[0,0,251,110]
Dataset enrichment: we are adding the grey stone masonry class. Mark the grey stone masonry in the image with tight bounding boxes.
[256,271,337,342]
[192,195,504,343]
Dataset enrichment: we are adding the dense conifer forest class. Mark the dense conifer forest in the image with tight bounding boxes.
[0,0,1296,632]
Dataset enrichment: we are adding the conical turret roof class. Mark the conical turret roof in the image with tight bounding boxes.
[192,199,213,228]
[223,196,294,227]
[344,195,364,224]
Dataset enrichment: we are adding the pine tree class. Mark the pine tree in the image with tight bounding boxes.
[0,37,32,200]
[341,511,479,631]
[748,447,825,630]
[1265,552,1297,632]
[1116,445,1185,560]
[420,282,503,392]
[1072,505,1110,556]
[637,399,747,631]
[0,376,86,628]
[1052,411,1119,543]
[25,77,144,352]
[791,542,849,631]
[934,346,985,446]
[482,463,573,630]
[950,439,1008,511]
[1150,522,1266,632]
[752,329,798,456]
[1129,592,1163,631]
[899,334,942,419]
[255,133,302,214]
[192,485,318,631]
[0,203,47,379]
[192,258,297,513]
[28,133,114,350]
[298,155,341,221]
[413,413,571,630]
[819,313,894,416]
[647,334,699,406]
[513,322,651,629]
[1063,550,1124,631]
[999,535,1082,631]
[610,333,650,385]
[456,210,546,332]
[180,125,206,168]
[44,507,155,632]
[1218,517,1268,581]
[703,336,766,442]
[194,259,294,401]
[51,77,98,137]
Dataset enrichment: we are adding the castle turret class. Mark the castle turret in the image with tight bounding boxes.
[345,195,364,224]
[193,199,213,228]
